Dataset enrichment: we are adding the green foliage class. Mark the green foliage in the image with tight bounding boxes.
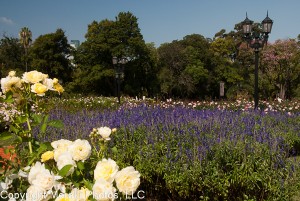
[0,35,24,74]
[107,116,300,200]
[157,35,211,98]
[70,12,155,97]
[261,39,300,99]
[30,29,73,83]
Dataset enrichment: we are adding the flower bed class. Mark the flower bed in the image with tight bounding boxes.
[39,103,300,200]
[3,70,300,200]
[0,71,141,201]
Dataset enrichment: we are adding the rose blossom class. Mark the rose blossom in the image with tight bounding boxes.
[31,83,48,96]
[41,151,54,162]
[28,162,56,191]
[56,152,76,176]
[70,187,91,201]
[68,139,91,161]
[92,178,116,201]
[51,139,72,161]
[115,166,140,195]
[1,76,22,93]
[26,185,50,201]
[94,158,119,183]
[22,70,47,84]
[97,127,112,141]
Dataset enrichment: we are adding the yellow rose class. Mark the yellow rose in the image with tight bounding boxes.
[22,70,48,84]
[54,83,64,94]
[55,193,75,201]
[111,128,117,133]
[53,78,59,84]
[31,83,48,96]
[41,151,54,162]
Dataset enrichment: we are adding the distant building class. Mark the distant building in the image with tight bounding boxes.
[69,40,80,68]
[70,40,80,49]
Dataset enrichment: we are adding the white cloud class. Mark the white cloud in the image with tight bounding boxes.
[0,17,15,25]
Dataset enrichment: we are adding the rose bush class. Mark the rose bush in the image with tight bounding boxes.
[0,71,141,201]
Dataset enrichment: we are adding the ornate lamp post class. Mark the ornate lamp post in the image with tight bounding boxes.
[112,56,127,104]
[242,12,273,109]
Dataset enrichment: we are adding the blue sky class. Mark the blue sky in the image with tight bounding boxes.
[0,0,299,47]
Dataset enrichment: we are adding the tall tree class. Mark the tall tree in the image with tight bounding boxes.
[157,34,211,98]
[71,12,151,96]
[19,27,32,72]
[209,36,243,99]
[30,29,72,83]
[262,39,300,99]
[0,35,23,76]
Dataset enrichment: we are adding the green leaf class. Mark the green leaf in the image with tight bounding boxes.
[27,156,38,166]
[59,165,73,177]
[37,143,49,154]
[9,125,19,134]
[83,179,93,191]
[4,91,14,103]
[111,146,118,154]
[32,114,43,124]
[0,132,22,147]
[15,115,27,124]
[40,123,47,134]
[47,120,64,128]
[77,161,85,170]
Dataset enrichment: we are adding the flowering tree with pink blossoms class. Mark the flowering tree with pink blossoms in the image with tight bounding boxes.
[261,39,300,99]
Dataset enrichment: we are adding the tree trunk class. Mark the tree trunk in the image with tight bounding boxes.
[279,83,286,100]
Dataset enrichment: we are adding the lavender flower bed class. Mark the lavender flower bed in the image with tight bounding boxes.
[41,104,300,148]
[35,104,300,200]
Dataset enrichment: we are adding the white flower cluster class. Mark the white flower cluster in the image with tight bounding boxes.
[0,101,21,125]
[51,139,91,174]
[92,159,140,200]
[0,70,64,97]
[26,162,62,201]
[31,135,140,201]
[0,122,140,201]
[89,126,117,141]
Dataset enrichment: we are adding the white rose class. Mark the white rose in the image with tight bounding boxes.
[92,178,116,201]
[115,166,140,195]
[28,162,56,191]
[43,78,54,90]
[70,187,91,201]
[51,139,72,161]
[0,76,22,93]
[97,127,112,141]
[68,139,91,161]
[28,162,47,185]
[32,171,56,191]
[56,152,76,176]
[94,158,119,183]
[26,185,50,201]
[22,70,48,84]
[8,71,16,77]
[51,139,72,150]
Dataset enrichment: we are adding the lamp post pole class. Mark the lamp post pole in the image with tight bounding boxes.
[112,56,127,104]
[254,49,259,109]
[241,12,273,109]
